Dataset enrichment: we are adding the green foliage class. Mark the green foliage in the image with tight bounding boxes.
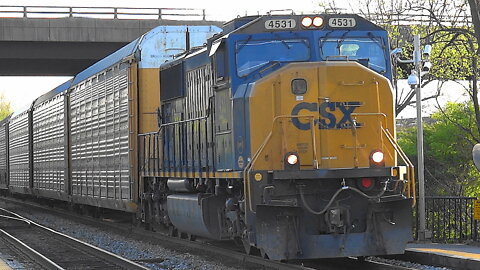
[0,93,11,120]
[385,24,478,81]
[398,102,480,196]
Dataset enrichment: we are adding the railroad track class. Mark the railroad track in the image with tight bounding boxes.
[301,257,418,270]
[0,206,148,270]
[0,196,418,270]
[0,233,44,269]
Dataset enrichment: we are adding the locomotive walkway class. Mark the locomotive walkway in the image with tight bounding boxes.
[0,5,222,75]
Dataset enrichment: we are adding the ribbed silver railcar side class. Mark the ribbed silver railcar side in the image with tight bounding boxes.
[8,111,30,191]
[0,120,8,189]
[70,63,131,204]
[32,94,66,195]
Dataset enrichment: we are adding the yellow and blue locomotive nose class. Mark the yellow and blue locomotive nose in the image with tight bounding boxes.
[247,61,396,171]
[241,61,413,260]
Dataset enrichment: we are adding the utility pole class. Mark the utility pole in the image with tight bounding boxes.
[392,34,431,241]
[413,35,426,241]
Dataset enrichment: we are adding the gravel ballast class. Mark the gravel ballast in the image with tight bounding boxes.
[0,201,242,270]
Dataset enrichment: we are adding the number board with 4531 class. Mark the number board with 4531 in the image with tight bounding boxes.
[328,18,356,28]
[264,19,296,30]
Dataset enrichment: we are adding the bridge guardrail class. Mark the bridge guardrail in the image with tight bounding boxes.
[0,5,207,20]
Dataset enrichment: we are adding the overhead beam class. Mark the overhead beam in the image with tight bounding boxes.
[0,17,222,75]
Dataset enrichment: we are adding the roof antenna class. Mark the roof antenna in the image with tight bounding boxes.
[185,27,190,52]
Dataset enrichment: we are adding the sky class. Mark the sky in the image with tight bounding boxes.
[0,0,469,119]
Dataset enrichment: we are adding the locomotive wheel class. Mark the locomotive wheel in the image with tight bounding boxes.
[132,214,141,228]
[168,226,178,237]
[242,239,260,256]
[233,237,243,247]
[260,248,269,259]
[187,233,196,241]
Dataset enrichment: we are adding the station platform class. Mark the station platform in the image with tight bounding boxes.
[389,243,480,270]
[0,258,11,270]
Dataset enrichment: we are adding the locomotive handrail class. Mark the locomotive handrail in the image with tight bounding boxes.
[160,115,209,127]
[243,114,317,215]
[345,112,416,206]
[138,128,164,174]
[351,112,386,118]
[139,114,212,175]
[382,127,416,207]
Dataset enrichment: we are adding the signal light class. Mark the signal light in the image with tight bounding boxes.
[313,16,324,27]
[287,154,298,165]
[361,178,374,189]
[301,17,313,27]
[358,177,375,191]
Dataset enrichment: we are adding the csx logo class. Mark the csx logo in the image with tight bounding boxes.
[291,101,362,130]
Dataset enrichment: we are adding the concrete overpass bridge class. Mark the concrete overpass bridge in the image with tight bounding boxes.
[0,6,223,75]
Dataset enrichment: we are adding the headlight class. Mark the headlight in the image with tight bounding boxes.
[285,152,300,170]
[287,154,298,165]
[301,17,313,27]
[372,151,384,163]
[301,16,324,28]
[312,16,324,27]
[370,150,385,166]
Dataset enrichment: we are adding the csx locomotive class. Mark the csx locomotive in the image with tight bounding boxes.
[0,14,415,260]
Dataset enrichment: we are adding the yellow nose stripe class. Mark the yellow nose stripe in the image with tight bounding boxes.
[414,248,480,259]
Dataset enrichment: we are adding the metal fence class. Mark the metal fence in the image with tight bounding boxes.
[0,5,207,20]
[414,196,479,242]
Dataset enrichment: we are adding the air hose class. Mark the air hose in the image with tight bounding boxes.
[298,180,388,215]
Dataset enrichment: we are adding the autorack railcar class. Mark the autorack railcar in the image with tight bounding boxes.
[0,24,221,209]
[0,14,415,261]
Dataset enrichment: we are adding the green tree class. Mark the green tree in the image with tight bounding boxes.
[399,102,480,196]
[0,93,11,120]
[317,0,476,116]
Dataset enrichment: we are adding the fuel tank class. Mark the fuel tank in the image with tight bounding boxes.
[167,194,224,239]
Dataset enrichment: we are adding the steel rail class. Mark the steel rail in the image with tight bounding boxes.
[0,196,312,270]
[0,196,424,270]
[0,229,63,270]
[362,258,418,270]
[0,206,149,270]
[301,257,418,270]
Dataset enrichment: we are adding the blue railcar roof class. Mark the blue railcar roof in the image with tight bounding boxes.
[8,24,221,118]
[34,78,73,106]
[73,37,142,85]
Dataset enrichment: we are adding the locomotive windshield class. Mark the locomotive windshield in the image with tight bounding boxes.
[320,37,387,73]
[236,39,310,77]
